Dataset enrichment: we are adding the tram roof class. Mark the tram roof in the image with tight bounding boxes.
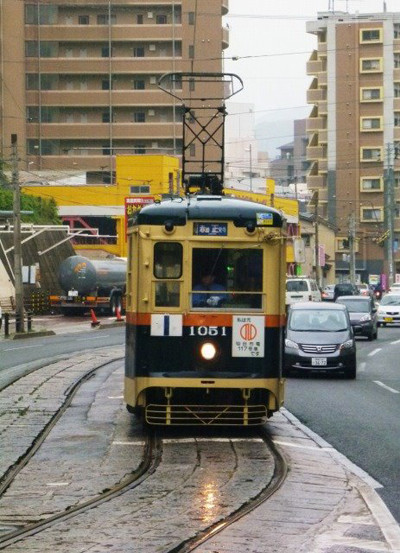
[132,195,285,228]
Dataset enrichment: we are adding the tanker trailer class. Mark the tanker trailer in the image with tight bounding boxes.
[50,255,127,315]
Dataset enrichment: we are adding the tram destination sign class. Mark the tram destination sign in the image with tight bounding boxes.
[193,222,227,236]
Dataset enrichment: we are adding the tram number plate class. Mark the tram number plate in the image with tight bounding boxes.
[384,317,393,323]
[312,357,327,366]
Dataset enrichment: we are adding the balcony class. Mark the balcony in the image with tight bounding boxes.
[306,145,324,160]
[307,88,326,103]
[26,56,182,74]
[306,117,325,132]
[26,90,176,107]
[306,59,324,75]
[307,175,325,188]
[26,122,182,140]
[25,24,183,42]
[222,26,229,49]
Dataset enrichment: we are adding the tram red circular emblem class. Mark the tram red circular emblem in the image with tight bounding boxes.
[240,323,257,341]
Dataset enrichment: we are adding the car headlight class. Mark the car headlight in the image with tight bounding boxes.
[200,342,217,360]
[359,314,371,322]
[285,338,299,350]
[340,339,354,351]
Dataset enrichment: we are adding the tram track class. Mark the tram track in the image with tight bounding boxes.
[0,354,162,550]
[165,427,288,553]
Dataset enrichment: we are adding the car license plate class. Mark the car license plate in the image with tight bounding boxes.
[384,317,393,323]
[312,357,327,366]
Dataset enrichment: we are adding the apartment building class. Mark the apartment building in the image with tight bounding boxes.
[0,0,229,182]
[306,10,400,284]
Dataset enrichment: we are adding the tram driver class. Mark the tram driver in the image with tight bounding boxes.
[192,270,228,307]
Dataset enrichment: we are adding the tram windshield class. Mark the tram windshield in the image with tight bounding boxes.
[191,247,263,309]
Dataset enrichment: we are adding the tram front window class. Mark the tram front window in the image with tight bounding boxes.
[154,242,182,307]
[191,248,263,309]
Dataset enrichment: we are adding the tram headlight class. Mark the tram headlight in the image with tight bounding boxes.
[200,342,217,360]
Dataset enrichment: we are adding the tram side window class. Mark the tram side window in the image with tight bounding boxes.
[154,242,182,307]
[191,248,263,309]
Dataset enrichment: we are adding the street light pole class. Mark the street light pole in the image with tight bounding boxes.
[385,142,395,288]
[11,134,25,332]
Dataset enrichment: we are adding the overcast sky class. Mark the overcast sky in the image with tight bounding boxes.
[224,0,398,129]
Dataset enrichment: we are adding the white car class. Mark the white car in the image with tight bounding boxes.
[286,277,321,306]
[377,294,400,326]
[388,283,400,294]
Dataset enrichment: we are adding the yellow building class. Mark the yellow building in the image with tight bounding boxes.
[22,155,180,258]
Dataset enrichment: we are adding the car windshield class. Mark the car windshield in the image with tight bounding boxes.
[337,299,370,312]
[380,295,400,306]
[286,281,308,292]
[289,309,348,332]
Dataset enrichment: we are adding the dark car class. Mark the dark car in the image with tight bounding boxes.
[333,282,359,301]
[284,302,356,379]
[335,295,378,340]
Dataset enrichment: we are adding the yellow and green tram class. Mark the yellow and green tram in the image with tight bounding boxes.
[124,195,286,426]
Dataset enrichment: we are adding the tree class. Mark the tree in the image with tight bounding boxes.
[0,186,61,225]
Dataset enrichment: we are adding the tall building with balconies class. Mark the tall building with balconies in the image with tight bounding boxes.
[0,0,229,182]
[306,10,400,284]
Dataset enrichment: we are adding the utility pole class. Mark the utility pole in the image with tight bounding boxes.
[385,143,395,288]
[313,189,321,287]
[11,134,25,333]
[348,211,356,285]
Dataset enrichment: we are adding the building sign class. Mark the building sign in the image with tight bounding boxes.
[125,196,155,237]
[232,316,265,358]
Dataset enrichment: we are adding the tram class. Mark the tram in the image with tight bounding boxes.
[124,194,287,425]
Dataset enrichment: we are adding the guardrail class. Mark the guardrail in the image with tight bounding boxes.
[1,312,33,338]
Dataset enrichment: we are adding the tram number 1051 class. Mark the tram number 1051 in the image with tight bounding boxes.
[189,326,227,336]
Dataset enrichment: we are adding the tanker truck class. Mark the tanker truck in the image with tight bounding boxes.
[50,255,127,315]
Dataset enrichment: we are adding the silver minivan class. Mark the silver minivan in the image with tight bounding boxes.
[286,277,321,307]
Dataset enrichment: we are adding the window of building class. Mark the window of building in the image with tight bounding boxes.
[360,58,383,72]
[189,45,195,59]
[395,113,400,127]
[26,74,39,89]
[156,14,167,24]
[360,28,382,43]
[78,15,89,25]
[102,111,111,123]
[130,185,150,194]
[101,46,111,57]
[137,14,144,24]
[25,41,38,57]
[360,207,383,222]
[189,144,196,156]
[394,23,400,39]
[97,13,116,25]
[360,177,383,191]
[360,117,382,131]
[134,111,146,123]
[395,83,400,98]
[360,147,382,162]
[360,87,382,102]
[133,47,145,57]
[134,144,146,154]
[102,79,111,90]
[395,53,400,69]
[189,78,195,91]
[395,202,400,218]
[394,172,400,188]
[133,79,145,90]
[25,4,58,24]
[26,106,39,122]
[188,11,195,25]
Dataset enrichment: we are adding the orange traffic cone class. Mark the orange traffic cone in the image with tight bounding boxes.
[90,309,100,327]
[115,306,124,322]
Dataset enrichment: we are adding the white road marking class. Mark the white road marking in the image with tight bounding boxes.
[368,348,381,357]
[76,334,111,341]
[390,339,400,345]
[374,381,400,394]
[112,441,145,446]
[108,395,123,399]
[358,362,366,373]
[46,482,69,487]
[3,344,44,351]
[273,439,321,451]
